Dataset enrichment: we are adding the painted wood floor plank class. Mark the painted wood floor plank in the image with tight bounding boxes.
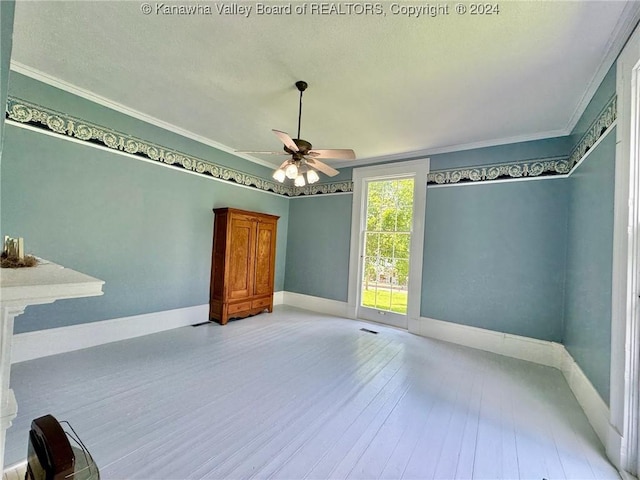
[400,376,466,479]
[108,320,373,478]
[100,323,350,475]
[472,366,507,479]
[5,307,619,480]
[541,373,618,480]
[256,346,410,479]
[453,361,485,480]
[431,367,479,480]
[497,362,520,480]
[330,343,457,480]
[343,380,424,480]
[193,342,403,479]
[373,381,442,480]
[160,326,398,476]
[302,366,418,479]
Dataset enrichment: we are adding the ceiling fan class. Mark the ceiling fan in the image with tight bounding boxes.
[238,80,356,186]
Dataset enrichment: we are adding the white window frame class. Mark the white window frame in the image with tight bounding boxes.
[347,159,429,332]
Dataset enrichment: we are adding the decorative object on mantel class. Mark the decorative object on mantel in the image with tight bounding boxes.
[235,81,356,186]
[1,236,37,268]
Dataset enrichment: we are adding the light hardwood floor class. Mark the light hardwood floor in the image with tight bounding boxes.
[4,307,619,479]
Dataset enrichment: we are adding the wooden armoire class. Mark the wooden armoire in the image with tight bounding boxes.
[209,208,279,325]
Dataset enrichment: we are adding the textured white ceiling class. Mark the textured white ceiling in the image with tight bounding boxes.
[9,1,640,169]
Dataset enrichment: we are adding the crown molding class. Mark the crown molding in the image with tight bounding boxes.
[9,61,275,169]
[332,128,570,169]
[563,1,640,135]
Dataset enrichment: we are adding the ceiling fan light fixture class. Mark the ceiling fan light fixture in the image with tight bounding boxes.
[246,81,355,183]
[272,168,286,183]
[285,162,299,179]
[306,169,320,184]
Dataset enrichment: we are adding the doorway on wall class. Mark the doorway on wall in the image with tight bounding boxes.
[348,160,429,331]
[614,20,640,476]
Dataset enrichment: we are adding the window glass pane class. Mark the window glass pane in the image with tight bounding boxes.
[361,177,413,315]
[378,233,394,259]
[395,259,410,289]
[394,234,411,260]
[364,232,379,257]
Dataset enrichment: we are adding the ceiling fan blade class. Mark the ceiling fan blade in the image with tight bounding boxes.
[307,149,356,160]
[279,159,292,169]
[272,130,299,152]
[306,158,339,177]
[236,150,289,155]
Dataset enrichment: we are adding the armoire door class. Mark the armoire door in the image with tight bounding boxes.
[228,216,256,299]
[253,220,277,296]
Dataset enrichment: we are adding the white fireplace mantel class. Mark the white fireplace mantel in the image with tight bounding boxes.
[0,259,104,474]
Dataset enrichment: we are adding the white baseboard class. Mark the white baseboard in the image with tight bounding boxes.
[416,316,563,368]
[273,291,285,306]
[11,304,209,363]
[416,315,612,455]
[557,344,616,453]
[618,468,638,480]
[281,291,353,318]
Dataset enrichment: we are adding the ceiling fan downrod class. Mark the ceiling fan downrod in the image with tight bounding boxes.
[295,80,307,141]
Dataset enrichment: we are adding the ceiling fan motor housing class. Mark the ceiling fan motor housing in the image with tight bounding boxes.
[285,138,312,157]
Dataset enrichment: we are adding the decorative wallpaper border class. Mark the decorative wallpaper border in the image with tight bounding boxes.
[427,94,616,186]
[427,156,571,185]
[568,94,617,169]
[5,94,616,192]
[5,97,352,197]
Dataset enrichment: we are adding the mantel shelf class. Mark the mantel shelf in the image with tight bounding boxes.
[0,259,104,309]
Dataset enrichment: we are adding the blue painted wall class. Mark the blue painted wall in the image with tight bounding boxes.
[421,180,568,341]
[284,194,352,301]
[0,0,15,151]
[562,64,617,403]
[2,76,289,334]
[563,131,615,403]
[416,137,571,342]
[429,136,572,170]
[283,135,573,343]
